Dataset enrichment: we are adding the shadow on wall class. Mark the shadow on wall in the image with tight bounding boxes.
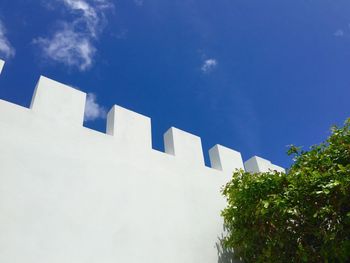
[216,234,242,263]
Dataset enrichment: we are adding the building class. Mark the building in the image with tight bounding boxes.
[0,59,283,263]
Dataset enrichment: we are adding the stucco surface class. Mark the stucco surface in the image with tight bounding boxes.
[0,60,283,262]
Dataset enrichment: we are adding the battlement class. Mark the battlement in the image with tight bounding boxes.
[0,59,286,262]
[0,59,284,174]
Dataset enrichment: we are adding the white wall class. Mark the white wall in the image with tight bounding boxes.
[0,60,4,74]
[0,60,284,263]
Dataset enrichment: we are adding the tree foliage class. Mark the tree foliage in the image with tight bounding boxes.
[221,119,350,262]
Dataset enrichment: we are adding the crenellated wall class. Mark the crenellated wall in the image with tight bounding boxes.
[0,59,284,263]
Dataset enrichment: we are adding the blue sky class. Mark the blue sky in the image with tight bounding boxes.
[0,0,349,168]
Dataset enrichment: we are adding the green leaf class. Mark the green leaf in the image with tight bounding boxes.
[220,118,350,262]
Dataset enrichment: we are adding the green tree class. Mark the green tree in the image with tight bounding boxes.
[221,119,350,263]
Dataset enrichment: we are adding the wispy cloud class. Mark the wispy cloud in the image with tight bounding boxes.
[34,26,96,71]
[84,92,106,121]
[334,29,344,37]
[201,58,218,73]
[34,0,113,71]
[0,20,15,59]
[134,0,144,6]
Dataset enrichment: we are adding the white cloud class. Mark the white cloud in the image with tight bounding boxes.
[34,26,95,71]
[35,0,113,71]
[0,20,15,59]
[334,29,344,37]
[62,0,112,37]
[84,92,106,121]
[201,58,218,73]
[134,0,144,6]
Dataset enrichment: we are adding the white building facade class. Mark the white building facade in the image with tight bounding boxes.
[0,60,283,263]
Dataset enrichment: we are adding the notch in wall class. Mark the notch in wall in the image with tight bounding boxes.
[0,58,285,173]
